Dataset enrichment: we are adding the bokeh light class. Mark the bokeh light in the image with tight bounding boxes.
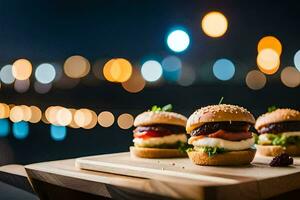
[103,58,133,82]
[257,48,280,75]
[84,110,98,129]
[98,111,114,127]
[12,59,32,80]
[0,119,10,137]
[50,125,66,141]
[68,109,80,129]
[13,121,29,139]
[0,103,10,119]
[29,106,42,123]
[245,70,267,90]
[35,63,56,84]
[20,105,32,121]
[14,79,30,93]
[56,107,72,126]
[162,56,182,81]
[45,106,61,125]
[122,68,146,93]
[117,113,134,129]
[141,60,163,82]
[34,82,52,94]
[280,66,300,88]
[177,66,196,86]
[167,29,190,52]
[9,106,24,123]
[64,55,90,78]
[0,65,15,84]
[294,50,300,71]
[213,58,235,81]
[258,36,282,55]
[74,109,93,128]
[201,11,228,37]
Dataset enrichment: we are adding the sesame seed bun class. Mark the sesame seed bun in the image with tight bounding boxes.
[133,111,187,127]
[187,149,256,166]
[256,145,300,157]
[255,108,300,130]
[186,104,255,133]
[130,146,187,158]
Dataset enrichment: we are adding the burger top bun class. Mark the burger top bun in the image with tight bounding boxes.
[134,111,187,127]
[186,104,255,133]
[255,108,300,130]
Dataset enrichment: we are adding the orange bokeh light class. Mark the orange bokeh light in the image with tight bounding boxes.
[258,36,282,55]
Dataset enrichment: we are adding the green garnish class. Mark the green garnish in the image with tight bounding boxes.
[151,104,173,112]
[218,97,224,105]
[257,134,300,146]
[177,142,193,153]
[267,105,277,113]
[195,146,227,157]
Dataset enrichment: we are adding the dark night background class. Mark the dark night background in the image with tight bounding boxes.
[0,0,300,165]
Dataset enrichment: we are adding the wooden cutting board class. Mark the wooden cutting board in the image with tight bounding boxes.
[75,152,300,199]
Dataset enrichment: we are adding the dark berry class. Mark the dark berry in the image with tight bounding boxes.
[269,153,293,167]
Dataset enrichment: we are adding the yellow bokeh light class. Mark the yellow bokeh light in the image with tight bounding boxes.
[258,36,282,55]
[12,59,32,80]
[68,109,80,129]
[121,68,146,93]
[103,58,132,82]
[56,107,72,126]
[245,70,267,90]
[257,48,280,75]
[201,11,228,38]
[46,106,61,125]
[0,103,10,119]
[9,106,24,123]
[20,105,32,121]
[98,111,114,127]
[64,55,90,78]
[29,106,42,123]
[84,110,98,129]
[280,67,300,88]
[117,113,134,129]
[74,109,93,128]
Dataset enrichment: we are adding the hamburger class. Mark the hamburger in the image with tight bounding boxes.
[186,104,256,166]
[130,104,188,158]
[255,108,300,156]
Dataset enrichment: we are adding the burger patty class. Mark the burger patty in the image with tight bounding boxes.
[258,121,300,134]
[133,124,186,134]
[190,121,251,136]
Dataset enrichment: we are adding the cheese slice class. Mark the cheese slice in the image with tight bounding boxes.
[133,134,187,147]
[189,137,254,151]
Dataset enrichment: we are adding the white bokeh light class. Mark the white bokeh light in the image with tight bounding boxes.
[167,30,190,52]
[35,63,56,84]
[0,65,15,84]
[141,60,163,82]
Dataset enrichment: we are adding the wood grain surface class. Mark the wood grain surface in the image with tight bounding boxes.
[24,153,300,200]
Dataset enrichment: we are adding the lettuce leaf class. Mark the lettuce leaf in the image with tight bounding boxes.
[194,146,227,157]
[258,134,300,146]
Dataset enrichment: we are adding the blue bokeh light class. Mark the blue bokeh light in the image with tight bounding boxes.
[50,125,67,141]
[141,60,163,82]
[213,59,235,81]
[167,29,190,53]
[13,121,29,139]
[0,119,10,137]
[294,50,300,71]
[162,56,182,81]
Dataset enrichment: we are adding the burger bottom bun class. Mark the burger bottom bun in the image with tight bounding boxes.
[256,145,300,157]
[130,146,187,158]
[187,149,256,166]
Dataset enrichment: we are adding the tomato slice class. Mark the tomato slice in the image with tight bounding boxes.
[134,130,172,139]
[208,130,252,141]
